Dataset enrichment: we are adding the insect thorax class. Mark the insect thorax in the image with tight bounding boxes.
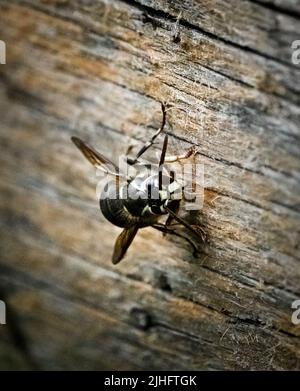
[99,175,181,228]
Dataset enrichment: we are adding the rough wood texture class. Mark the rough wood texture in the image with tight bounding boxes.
[0,0,300,370]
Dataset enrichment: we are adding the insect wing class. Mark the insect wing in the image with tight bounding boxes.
[71,136,120,176]
[112,226,139,264]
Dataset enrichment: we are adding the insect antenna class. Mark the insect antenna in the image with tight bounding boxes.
[158,134,168,190]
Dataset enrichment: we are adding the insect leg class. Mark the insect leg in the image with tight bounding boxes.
[165,206,206,242]
[127,102,166,165]
[164,199,180,228]
[164,145,197,163]
[166,221,206,239]
[152,223,199,256]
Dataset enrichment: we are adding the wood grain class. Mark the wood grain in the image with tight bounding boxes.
[0,0,299,370]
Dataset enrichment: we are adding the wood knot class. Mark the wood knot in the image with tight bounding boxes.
[129,307,152,330]
[154,271,172,292]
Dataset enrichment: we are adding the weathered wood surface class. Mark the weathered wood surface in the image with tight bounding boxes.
[0,0,300,370]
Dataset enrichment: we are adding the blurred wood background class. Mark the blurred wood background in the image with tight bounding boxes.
[0,0,300,370]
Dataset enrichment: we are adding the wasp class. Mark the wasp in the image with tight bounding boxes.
[71,103,204,264]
